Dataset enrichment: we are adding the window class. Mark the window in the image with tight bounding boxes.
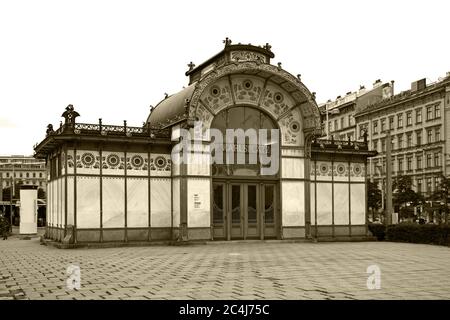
[397,134,403,149]
[427,129,433,143]
[372,140,378,151]
[359,125,365,138]
[434,153,440,167]
[417,155,422,169]
[407,157,413,171]
[39,173,43,178]
[390,137,395,150]
[19,173,23,178]
[426,154,432,168]
[373,120,378,134]
[435,177,441,190]
[398,157,403,172]
[26,172,29,178]
[381,139,386,152]
[416,109,422,123]
[328,122,332,133]
[389,117,394,130]
[406,112,412,126]
[434,104,441,118]
[397,114,403,128]
[6,172,9,178]
[407,134,412,148]
[39,182,43,187]
[426,106,433,120]
[435,127,441,142]
[334,119,338,131]
[417,178,422,194]
[416,131,422,146]
[380,118,386,132]
[33,172,36,178]
[426,178,432,194]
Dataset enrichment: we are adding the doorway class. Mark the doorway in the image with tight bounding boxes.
[212,182,278,240]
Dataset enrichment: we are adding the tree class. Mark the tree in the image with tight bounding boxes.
[392,175,423,222]
[429,174,450,224]
[367,181,382,222]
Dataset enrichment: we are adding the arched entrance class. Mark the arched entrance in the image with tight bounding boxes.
[210,106,280,240]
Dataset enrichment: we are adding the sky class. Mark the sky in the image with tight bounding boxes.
[1,0,449,155]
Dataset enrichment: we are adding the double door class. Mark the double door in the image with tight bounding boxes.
[212,182,278,240]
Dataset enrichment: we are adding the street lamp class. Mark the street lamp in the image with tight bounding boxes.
[325,104,340,139]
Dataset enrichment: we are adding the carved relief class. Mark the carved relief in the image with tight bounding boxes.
[350,163,365,177]
[201,78,233,113]
[230,75,264,106]
[230,51,266,63]
[76,151,100,169]
[333,162,349,177]
[150,154,171,172]
[279,108,302,146]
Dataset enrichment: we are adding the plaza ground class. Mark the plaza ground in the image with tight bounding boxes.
[0,233,449,300]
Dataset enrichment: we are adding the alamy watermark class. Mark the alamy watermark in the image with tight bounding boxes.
[171,121,280,175]
[66,264,81,290]
[366,265,381,290]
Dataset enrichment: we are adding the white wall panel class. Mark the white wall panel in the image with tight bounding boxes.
[102,151,125,176]
[67,177,74,225]
[102,177,125,228]
[172,178,180,228]
[76,176,100,228]
[281,157,304,179]
[150,178,171,227]
[351,184,366,225]
[310,182,316,225]
[316,183,332,225]
[281,181,305,226]
[334,183,349,225]
[187,178,210,228]
[76,150,100,175]
[127,178,148,227]
[127,152,148,177]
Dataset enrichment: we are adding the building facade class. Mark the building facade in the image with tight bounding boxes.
[34,41,375,245]
[0,155,47,201]
[354,75,450,198]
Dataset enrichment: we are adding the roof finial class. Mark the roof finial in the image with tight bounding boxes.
[277,62,282,70]
[264,43,272,51]
[164,93,169,99]
[297,74,301,82]
[187,61,195,71]
[223,37,232,46]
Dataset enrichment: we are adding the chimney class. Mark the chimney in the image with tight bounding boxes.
[411,78,426,92]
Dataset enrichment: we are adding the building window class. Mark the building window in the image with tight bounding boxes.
[26,172,29,178]
[407,134,412,148]
[390,137,395,151]
[427,129,433,144]
[389,117,394,130]
[416,109,422,123]
[373,120,378,134]
[328,122,331,133]
[39,173,43,178]
[416,131,422,146]
[426,106,433,120]
[19,173,23,178]
[39,182,43,187]
[359,125,365,138]
[33,172,36,178]
[380,118,386,132]
[434,153,440,167]
[434,104,441,118]
[435,127,441,142]
[426,154,432,168]
[417,155,422,169]
[397,134,403,149]
[6,172,9,178]
[381,139,386,152]
[334,119,338,131]
[406,112,412,126]
[417,178,422,194]
[398,157,403,172]
[372,140,378,151]
[340,117,344,129]
[407,157,413,171]
[397,114,403,128]
[427,178,432,194]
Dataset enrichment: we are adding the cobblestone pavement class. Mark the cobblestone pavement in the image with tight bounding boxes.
[0,237,449,300]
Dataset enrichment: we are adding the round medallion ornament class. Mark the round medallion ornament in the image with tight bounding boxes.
[155,156,167,169]
[106,154,120,168]
[353,164,362,175]
[337,164,346,175]
[81,153,95,166]
[320,163,329,174]
[131,155,144,168]
[210,85,221,98]
[289,121,300,133]
[274,92,284,103]
[242,79,253,90]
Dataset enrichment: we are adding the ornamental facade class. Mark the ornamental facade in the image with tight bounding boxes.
[34,40,375,246]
